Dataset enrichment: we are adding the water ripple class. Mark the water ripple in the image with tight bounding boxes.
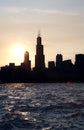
[0,83,84,130]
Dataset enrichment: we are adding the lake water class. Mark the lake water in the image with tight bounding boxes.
[0,83,84,130]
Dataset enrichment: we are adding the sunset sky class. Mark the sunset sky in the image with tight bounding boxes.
[0,0,84,67]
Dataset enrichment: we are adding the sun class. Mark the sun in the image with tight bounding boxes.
[12,45,25,58]
[11,43,26,64]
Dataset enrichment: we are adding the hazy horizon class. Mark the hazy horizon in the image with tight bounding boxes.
[0,0,84,67]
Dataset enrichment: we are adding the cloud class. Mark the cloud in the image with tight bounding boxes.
[31,9,81,16]
[0,6,28,14]
[0,6,83,17]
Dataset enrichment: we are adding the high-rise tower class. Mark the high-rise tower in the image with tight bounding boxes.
[23,51,31,70]
[35,32,45,70]
[56,54,63,69]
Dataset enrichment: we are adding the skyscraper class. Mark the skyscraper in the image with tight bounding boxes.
[35,32,45,70]
[56,54,63,69]
[23,51,31,70]
[75,54,84,71]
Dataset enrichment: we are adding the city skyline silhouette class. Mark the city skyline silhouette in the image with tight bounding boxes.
[0,34,84,83]
[0,33,84,69]
[0,0,84,82]
[0,2,84,130]
[0,0,84,67]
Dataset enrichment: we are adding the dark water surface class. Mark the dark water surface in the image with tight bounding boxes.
[0,83,84,130]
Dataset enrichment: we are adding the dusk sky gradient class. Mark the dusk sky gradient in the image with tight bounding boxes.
[0,0,84,67]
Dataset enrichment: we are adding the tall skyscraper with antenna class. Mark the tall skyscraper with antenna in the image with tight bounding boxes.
[35,32,45,70]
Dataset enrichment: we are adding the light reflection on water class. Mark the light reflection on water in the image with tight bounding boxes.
[0,83,84,130]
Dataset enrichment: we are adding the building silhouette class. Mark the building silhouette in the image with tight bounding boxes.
[56,54,63,69]
[48,61,55,69]
[21,51,31,70]
[35,32,45,70]
[75,54,84,67]
[75,54,84,75]
[62,60,73,72]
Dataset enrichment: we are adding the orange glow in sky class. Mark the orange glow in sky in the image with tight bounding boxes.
[10,43,26,65]
[0,0,84,67]
[12,44,25,58]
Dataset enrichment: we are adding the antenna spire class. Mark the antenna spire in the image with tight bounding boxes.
[38,30,41,37]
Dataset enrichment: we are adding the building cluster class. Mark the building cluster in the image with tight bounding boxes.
[0,33,84,82]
